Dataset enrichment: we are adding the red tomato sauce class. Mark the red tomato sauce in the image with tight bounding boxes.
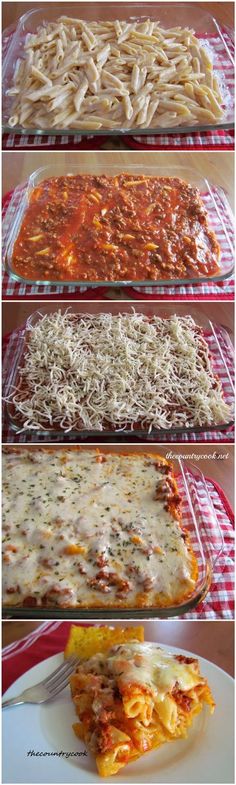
[12,174,221,282]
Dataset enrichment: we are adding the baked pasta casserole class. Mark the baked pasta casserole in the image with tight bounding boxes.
[2,449,198,610]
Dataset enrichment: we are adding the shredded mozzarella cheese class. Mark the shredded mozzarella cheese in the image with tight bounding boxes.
[7,310,232,433]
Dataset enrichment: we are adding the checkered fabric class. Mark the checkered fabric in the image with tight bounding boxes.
[2,27,234,150]
[126,186,235,301]
[178,474,234,620]
[2,323,234,444]
[124,129,235,151]
[2,181,234,300]
[1,470,234,629]
[2,133,108,150]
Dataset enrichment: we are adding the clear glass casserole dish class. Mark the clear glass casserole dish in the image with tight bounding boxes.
[2,3,234,136]
[3,303,234,441]
[2,448,224,620]
[4,163,235,289]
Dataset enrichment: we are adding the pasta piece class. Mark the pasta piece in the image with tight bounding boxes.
[85,57,100,83]
[73,77,89,112]
[122,93,133,119]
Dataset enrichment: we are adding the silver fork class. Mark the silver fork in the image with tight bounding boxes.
[2,655,78,708]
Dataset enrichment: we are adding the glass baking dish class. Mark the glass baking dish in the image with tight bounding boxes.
[3,303,234,441]
[4,163,234,289]
[2,447,224,620]
[2,3,234,136]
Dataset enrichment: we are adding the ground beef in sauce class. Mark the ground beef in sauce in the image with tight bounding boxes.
[12,174,221,282]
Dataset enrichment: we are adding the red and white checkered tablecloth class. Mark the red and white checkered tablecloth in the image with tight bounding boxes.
[2,26,234,151]
[2,180,234,301]
[177,473,234,620]
[2,132,109,150]
[2,322,234,444]
[124,128,235,151]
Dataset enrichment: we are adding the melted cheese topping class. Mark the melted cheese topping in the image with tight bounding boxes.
[2,450,196,609]
[81,642,202,701]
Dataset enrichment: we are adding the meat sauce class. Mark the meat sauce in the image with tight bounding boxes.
[12,174,221,282]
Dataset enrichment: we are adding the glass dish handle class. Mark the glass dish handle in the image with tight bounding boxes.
[179,459,225,570]
[198,470,225,569]
[2,22,17,42]
[210,322,234,389]
[212,19,235,64]
[4,182,29,265]
[222,25,235,52]
[218,323,234,354]
[3,328,25,395]
[2,24,18,78]
[213,184,235,230]
[218,323,234,344]
[26,309,45,330]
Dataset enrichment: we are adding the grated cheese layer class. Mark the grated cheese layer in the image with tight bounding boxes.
[7,310,231,433]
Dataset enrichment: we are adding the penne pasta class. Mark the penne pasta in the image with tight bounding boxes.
[31,65,52,85]
[85,56,100,83]
[96,43,110,66]
[73,77,89,112]
[7,16,225,130]
[136,95,151,125]
[131,63,140,93]
[123,93,133,119]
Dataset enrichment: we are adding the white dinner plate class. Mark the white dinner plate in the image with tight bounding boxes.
[2,644,234,784]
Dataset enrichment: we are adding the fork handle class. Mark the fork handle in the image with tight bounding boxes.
[2,696,24,708]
